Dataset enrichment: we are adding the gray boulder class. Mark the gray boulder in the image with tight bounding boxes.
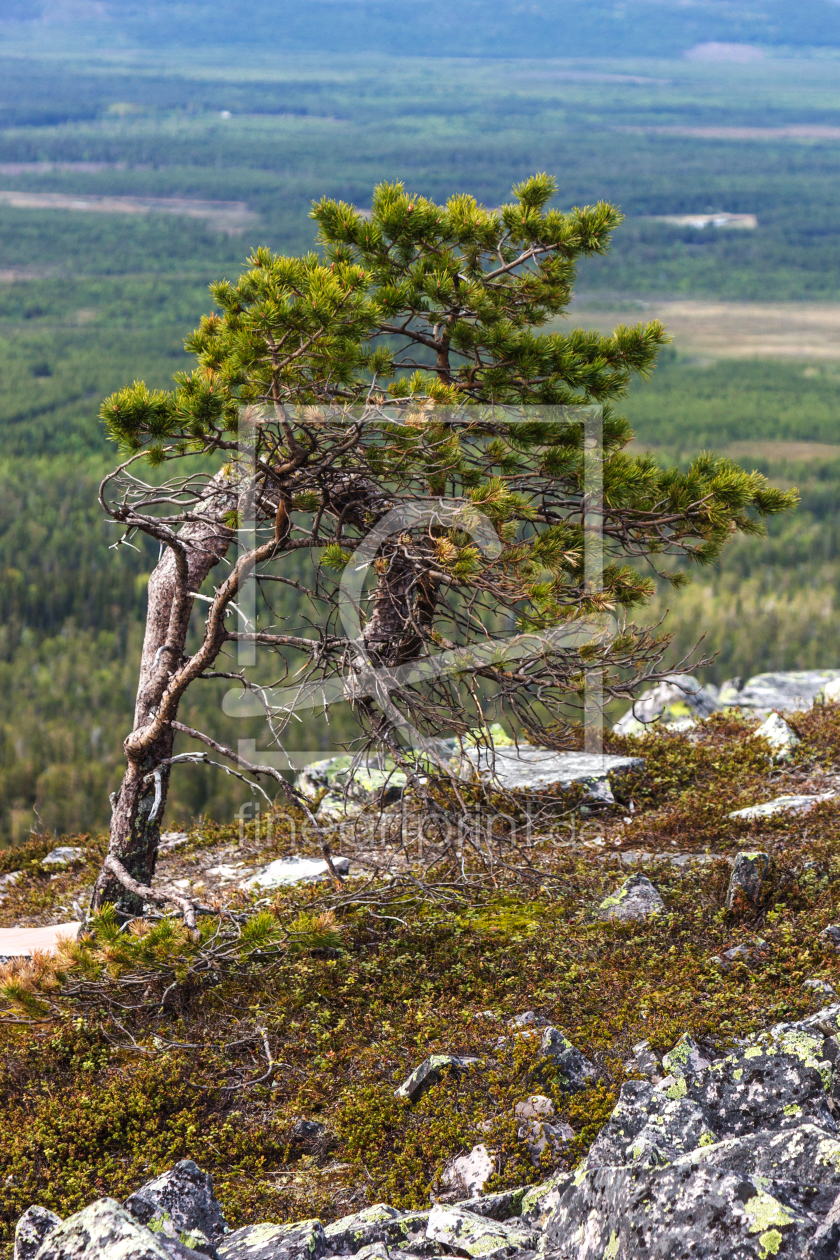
[465,747,642,803]
[425,1205,535,1258]
[721,669,840,715]
[539,1028,599,1093]
[613,674,719,735]
[29,1198,207,1260]
[395,1054,481,1102]
[726,851,770,910]
[14,1206,61,1260]
[599,874,665,922]
[753,712,799,760]
[218,1220,326,1260]
[125,1160,227,1255]
[323,1205,409,1256]
[543,1164,814,1258]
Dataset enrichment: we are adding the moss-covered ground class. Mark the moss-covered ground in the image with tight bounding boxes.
[3,705,840,1255]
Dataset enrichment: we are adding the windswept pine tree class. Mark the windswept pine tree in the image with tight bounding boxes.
[92,175,796,920]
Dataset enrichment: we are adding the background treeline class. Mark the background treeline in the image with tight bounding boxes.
[7,0,840,59]
[0,47,839,842]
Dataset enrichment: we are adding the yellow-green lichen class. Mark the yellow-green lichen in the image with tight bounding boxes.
[744,1192,795,1234]
[757,1228,784,1258]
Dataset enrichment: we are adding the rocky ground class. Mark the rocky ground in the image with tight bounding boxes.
[5,679,840,1256]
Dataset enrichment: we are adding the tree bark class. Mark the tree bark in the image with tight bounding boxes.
[92,471,236,917]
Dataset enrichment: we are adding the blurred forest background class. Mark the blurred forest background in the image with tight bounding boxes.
[2,0,840,842]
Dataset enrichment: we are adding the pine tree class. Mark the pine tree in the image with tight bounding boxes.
[92,175,796,920]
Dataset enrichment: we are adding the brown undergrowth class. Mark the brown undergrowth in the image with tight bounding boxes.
[3,706,840,1254]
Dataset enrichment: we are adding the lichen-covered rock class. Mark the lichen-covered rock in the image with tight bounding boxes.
[822,925,840,950]
[395,1054,481,1102]
[598,874,664,922]
[425,1205,535,1257]
[14,1205,61,1260]
[539,1028,598,1093]
[612,673,719,735]
[542,1163,815,1259]
[295,755,407,820]
[754,712,800,760]
[726,851,770,910]
[30,1198,204,1260]
[662,1033,710,1079]
[323,1206,406,1256]
[218,1220,326,1260]
[125,1160,227,1254]
[805,978,838,1000]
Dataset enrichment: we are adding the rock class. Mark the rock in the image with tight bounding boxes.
[14,1205,61,1260]
[29,1197,205,1260]
[514,1096,574,1165]
[804,978,838,999]
[395,1055,481,1102]
[726,851,770,910]
[289,1119,327,1147]
[543,1163,815,1259]
[218,1220,326,1260]
[40,847,86,869]
[729,792,835,820]
[0,870,22,899]
[519,1173,572,1228]
[539,1027,599,1092]
[721,669,840,715]
[159,832,189,851]
[613,673,720,735]
[465,747,642,801]
[598,874,665,922]
[509,1011,548,1030]
[820,677,840,705]
[624,1039,662,1082]
[323,1205,406,1256]
[661,1033,710,1079]
[822,925,840,950]
[125,1161,228,1255]
[425,1205,535,1258]
[538,1004,840,1257]
[240,856,349,891]
[514,1095,555,1121]
[441,1145,495,1197]
[753,712,799,760]
[295,755,407,821]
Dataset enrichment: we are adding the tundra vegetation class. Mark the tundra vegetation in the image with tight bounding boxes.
[4,701,840,1255]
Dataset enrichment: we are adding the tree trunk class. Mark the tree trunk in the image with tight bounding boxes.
[92,473,236,917]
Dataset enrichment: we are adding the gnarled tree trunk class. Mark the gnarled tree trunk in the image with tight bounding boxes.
[92,473,236,917]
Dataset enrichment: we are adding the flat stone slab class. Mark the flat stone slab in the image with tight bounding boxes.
[0,921,80,961]
[241,856,349,891]
[728,792,836,820]
[467,748,643,793]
